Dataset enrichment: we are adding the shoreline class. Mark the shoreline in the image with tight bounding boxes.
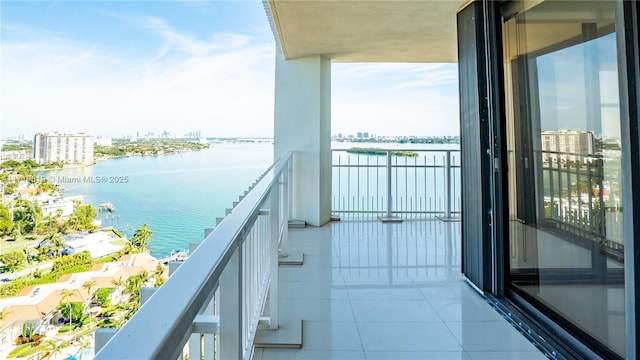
[34,147,213,173]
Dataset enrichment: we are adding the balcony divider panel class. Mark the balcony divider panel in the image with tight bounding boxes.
[457,1,497,292]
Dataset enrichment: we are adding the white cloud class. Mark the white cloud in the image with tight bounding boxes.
[1,18,460,140]
[1,22,276,138]
[332,63,459,136]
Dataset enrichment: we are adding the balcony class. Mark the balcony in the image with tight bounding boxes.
[93,149,546,359]
[254,220,546,360]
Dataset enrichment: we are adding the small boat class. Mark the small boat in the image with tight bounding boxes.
[160,250,188,264]
[98,203,115,212]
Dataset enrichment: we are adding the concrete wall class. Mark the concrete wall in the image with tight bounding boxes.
[273,53,332,227]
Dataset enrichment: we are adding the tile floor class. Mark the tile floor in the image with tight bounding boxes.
[252,220,547,360]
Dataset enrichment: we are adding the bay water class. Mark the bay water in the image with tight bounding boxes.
[38,141,459,258]
[39,142,273,258]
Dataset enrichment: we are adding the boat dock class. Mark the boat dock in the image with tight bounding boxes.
[98,202,115,212]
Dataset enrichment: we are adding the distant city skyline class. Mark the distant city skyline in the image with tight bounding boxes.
[2,130,458,142]
[1,1,460,139]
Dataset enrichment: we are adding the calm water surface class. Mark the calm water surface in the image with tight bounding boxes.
[40,142,273,258]
[39,141,459,258]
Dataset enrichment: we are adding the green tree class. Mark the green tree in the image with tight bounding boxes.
[35,214,58,235]
[0,160,21,170]
[36,180,57,195]
[43,339,66,360]
[82,279,96,302]
[59,290,84,331]
[138,270,150,286]
[16,165,35,182]
[153,264,166,287]
[65,203,97,232]
[130,224,152,252]
[94,288,112,307]
[3,181,17,195]
[82,279,97,331]
[51,251,93,274]
[124,275,144,314]
[22,159,40,168]
[12,199,42,236]
[0,251,26,272]
[0,203,13,235]
[42,231,65,257]
[110,277,126,298]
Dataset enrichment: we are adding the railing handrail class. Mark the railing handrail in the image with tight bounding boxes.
[330,147,460,152]
[95,152,293,360]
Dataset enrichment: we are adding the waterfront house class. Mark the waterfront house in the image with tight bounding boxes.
[0,253,159,357]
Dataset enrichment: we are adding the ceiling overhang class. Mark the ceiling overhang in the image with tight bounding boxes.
[264,0,467,63]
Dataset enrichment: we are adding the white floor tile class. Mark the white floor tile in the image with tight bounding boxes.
[350,299,440,322]
[280,266,343,282]
[417,282,482,301]
[302,321,363,351]
[365,351,471,359]
[465,351,548,360]
[346,287,425,300]
[279,281,349,300]
[446,322,541,352]
[259,349,366,360]
[256,222,546,360]
[429,297,506,322]
[357,321,463,352]
[280,298,355,322]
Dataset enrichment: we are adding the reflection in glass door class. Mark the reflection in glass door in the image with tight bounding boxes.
[502,1,625,357]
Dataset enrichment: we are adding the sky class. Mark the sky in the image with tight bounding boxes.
[0,0,460,139]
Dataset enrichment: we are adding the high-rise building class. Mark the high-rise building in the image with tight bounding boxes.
[33,133,95,165]
[541,130,595,163]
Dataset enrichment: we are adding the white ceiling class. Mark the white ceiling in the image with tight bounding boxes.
[264,0,468,63]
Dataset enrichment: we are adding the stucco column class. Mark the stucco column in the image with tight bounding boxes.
[273,52,331,227]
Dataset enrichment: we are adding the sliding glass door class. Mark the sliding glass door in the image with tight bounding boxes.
[502,1,625,357]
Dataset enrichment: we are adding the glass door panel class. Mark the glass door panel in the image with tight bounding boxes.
[502,1,624,357]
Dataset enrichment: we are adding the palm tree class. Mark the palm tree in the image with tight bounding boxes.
[43,338,66,360]
[131,224,152,252]
[111,277,126,301]
[82,279,96,304]
[60,289,75,332]
[82,279,96,331]
[74,336,91,358]
[122,241,134,255]
[153,264,166,287]
[138,270,150,286]
[44,231,64,257]
[124,276,143,314]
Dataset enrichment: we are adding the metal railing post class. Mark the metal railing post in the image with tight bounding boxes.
[387,150,393,217]
[219,246,242,359]
[379,150,401,222]
[288,157,293,219]
[281,161,290,254]
[269,185,280,330]
[445,151,452,218]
